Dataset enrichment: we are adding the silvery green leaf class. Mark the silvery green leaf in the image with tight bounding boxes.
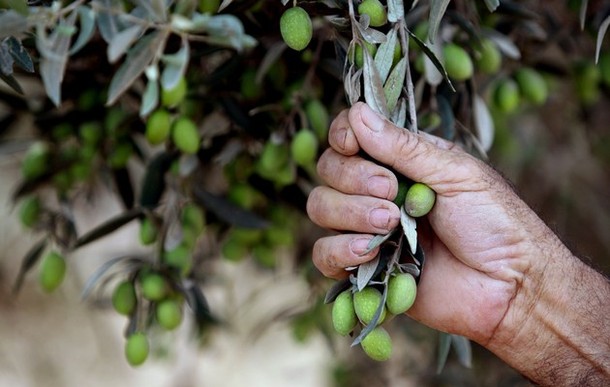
[365,230,395,254]
[375,28,398,84]
[387,0,404,23]
[436,331,452,374]
[160,39,189,90]
[0,10,27,38]
[80,256,140,300]
[69,6,97,55]
[484,28,520,59]
[345,65,362,106]
[95,0,124,43]
[6,36,33,72]
[363,46,390,118]
[428,0,450,44]
[580,0,588,30]
[107,31,166,105]
[37,12,77,106]
[451,334,473,368]
[423,39,444,87]
[483,0,500,12]
[473,95,494,152]
[353,17,387,44]
[400,206,417,254]
[352,282,388,346]
[133,0,166,22]
[356,255,380,291]
[107,24,144,63]
[595,15,610,64]
[139,76,158,117]
[399,263,420,277]
[0,42,13,75]
[384,57,407,112]
[390,97,407,128]
[219,0,234,11]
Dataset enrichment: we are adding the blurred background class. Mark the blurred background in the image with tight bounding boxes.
[1,0,609,386]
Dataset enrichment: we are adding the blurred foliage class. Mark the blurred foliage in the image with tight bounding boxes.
[0,0,609,383]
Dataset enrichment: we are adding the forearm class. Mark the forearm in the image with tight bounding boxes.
[489,233,610,385]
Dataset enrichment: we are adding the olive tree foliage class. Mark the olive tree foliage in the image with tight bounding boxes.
[1,0,609,372]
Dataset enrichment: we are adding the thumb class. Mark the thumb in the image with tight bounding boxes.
[347,102,472,190]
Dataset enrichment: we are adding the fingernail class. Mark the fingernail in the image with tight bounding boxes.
[350,238,372,255]
[361,104,385,133]
[367,176,391,198]
[332,126,348,151]
[369,208,392,230]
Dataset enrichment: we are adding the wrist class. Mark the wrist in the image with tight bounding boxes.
[487,225,610,385]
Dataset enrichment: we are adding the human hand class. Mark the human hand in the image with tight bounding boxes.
[307,102,550,346]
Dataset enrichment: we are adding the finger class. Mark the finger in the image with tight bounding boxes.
[347,102,480,191]
[312,234,379,279]
[317,148,398,200]
[328,109,360,156]
[307,186,400,234]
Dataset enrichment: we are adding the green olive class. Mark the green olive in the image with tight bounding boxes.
[332,290,358,336]
[125,332,149,367]
[305,99,330,141]
[112,281,137,316]
[156,299,183,330]
[361,326,393,361]
[19,196,41,229]
[22,142,50,180]
[39,251,66,293]
[443,43,474,81]
[358,0,387,27]
[163,244,192,276]
[161,77,188,108]
[171,117,200,154]
[404,182,436,217]
[146,109,172,145]
[290,129,318,168]
[353,286,386,326]
[140,272,168,301]
[475,39,502,74]
[139,217,158,246]
[385,273,417,315]
[280,7,313,51]
[514,68,548,105]
[493,78,521,113]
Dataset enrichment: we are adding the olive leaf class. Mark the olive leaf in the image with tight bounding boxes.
[69,6,97,55]
[473,94,494,152]
[107,24,144,63]
[407,29,454,91]
[139,151,175,209]
[6,36,33,73]
[384,56,407,112]
[451,334,473,368]
[436,331,452,374]
[579,0,589,30]
[436,93,455,140]
[139,74,159,117]
[427,0,450,44]
[73,208,144,249]
[12,239,47,295]
[95,0,125,44]
[400,206,417,255]
[0,10,27,39]
[324,278,353,304]
[356,255,380,291]
[365,229,396,254]
[483,28,521,60]
[595,15,610,64]
[160,38,189,90]
[374,28,398,84]
[192,186,269,229]
[387,0,404,23]
[363,44,390,117]
[483,0,500,12]
[80,255,143,300]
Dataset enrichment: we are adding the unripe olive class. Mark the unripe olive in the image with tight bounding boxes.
[19,196,41,228]
[221,236,249,262]
[361,326,392,361]
[386,273,417,315]
[108,142,133,169]
[352,41,377,69]
[264,226,294,247]
[475,39,502,74]
[39,251,66,293]
[514,68,548,105]
[332,290,357,336]
[353,287,386,325]
[443,43,474,81]
[228,183,260,210]
[253,244,276,268]
[257,142,289,177]
[182,203,205,234]
[140,273,168,301]
[139,218,157,246]
[146,109,172,145]
[79,122,102,145]
[240,69,263,101]
[231,228,264,245]
[125,332,149,367]
[493,78,520,113]
[156,299,183,330]
[358,0,387,27]
[163,245,192,276]
[392,180,409,207]
[305,99,329,141]
[161,77,187,108]
[112,281,137,316]
[280,7,313,51]
[22,142,50,180]
[171,117,200,154]
[404,182,436,217]
[574,61,601,105]
[291,129,318,167]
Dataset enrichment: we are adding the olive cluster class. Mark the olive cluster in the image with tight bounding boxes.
[331,272,417,361]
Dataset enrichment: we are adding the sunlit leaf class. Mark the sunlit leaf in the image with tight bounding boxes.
[595,15,610,64]
[107,24,144,63]
[160,39,189,90]
[356,255,380,291]
[473,95,494,152]
[106,31,167,105]
[428,0,450,44]
[69,6,97,55]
